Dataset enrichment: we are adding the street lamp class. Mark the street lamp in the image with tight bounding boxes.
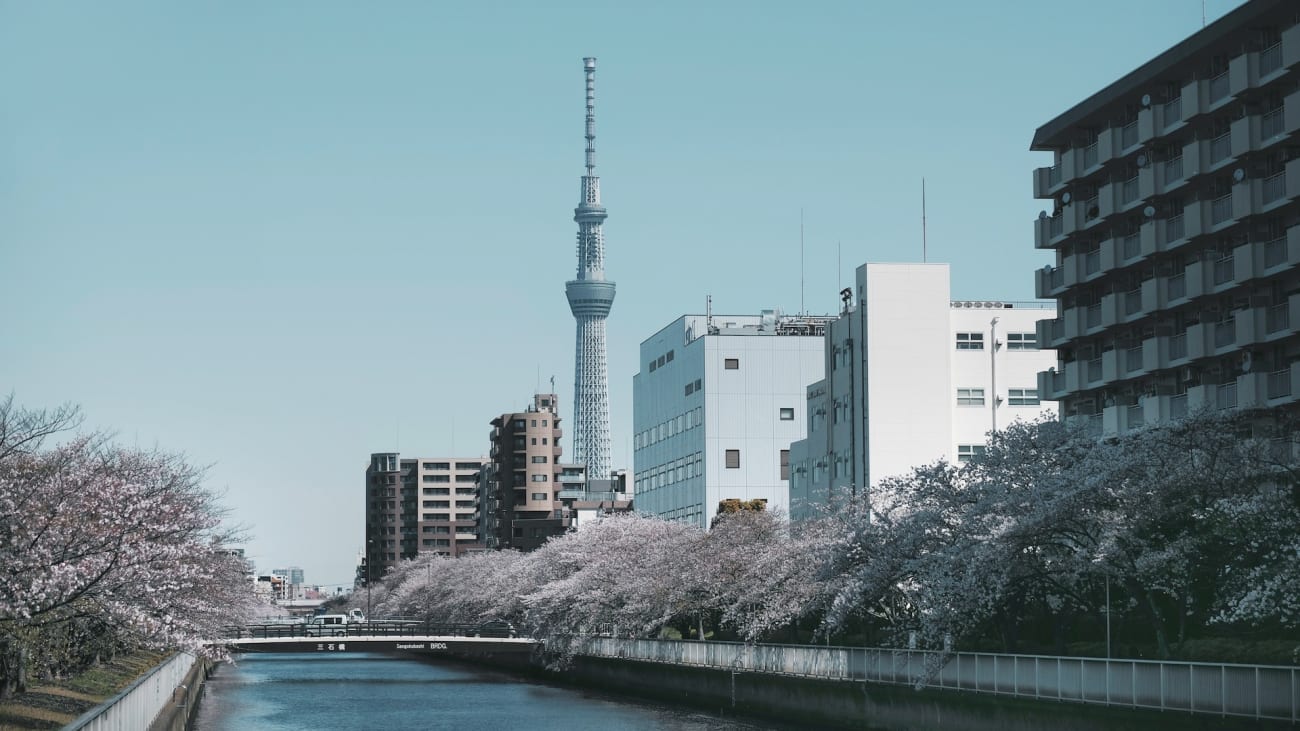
[365,538,374,621]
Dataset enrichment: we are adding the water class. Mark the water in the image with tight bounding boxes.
[192,653,798,731]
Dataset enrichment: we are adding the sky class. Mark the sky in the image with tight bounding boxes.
[1,0,1247,588]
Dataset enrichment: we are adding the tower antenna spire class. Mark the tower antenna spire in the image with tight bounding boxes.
[565,57,616,482]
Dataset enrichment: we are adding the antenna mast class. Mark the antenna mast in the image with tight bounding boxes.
[922,178,928,263]
[800,208,805,315]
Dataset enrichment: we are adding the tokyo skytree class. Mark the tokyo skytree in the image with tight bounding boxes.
[565,57,615,481]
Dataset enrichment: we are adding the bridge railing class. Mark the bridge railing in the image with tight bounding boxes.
[223,620,515,640]
[578,638,1299,723]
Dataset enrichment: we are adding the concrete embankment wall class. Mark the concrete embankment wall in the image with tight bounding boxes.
[452,651,1287,731]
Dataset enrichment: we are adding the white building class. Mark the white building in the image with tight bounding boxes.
[789,263,1058,520]
[633,310,833,528]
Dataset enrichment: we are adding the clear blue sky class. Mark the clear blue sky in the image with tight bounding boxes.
[1,0,1245,587]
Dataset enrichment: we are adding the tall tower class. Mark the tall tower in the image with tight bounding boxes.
[565,57,615,481]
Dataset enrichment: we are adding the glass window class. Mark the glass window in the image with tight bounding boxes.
[725,449,740,469]
[780,407,794,421]
[1008,388,1040,406]
[956,333,985,350]
[957,444,987,463]
[530,474,548,482]
[724,358,739,370]
[1006,332,1038,350]
[957,388,986,406]
[531,492,549,501]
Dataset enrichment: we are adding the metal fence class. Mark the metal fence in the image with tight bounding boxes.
[65,651,196,731]
[579,638,1299,723]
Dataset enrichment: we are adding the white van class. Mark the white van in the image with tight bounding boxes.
[304,614,351,637]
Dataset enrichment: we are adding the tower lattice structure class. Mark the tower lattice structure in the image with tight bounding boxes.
[565,57,615,481]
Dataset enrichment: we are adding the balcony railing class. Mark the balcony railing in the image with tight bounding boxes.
[1169,332,1188,360]
[1165,214,1185,243]
[1211,194,1233,224]
[1262,172,1286,204]
[1268,370,1292,399]
[1168,273,1186,301]
[1213,255,1235,285]
[1163,97,1182,126]
[1264,236,1288,268]
[1261,107,1285,140]
[1087,357,1102,382]
[1127,403,1144,427]
[1214,319,1235,347]
[1121,120,1138,149]
[1164,155,1184,182]
[1084,250,1101,275]
[1124,289,1142,316]
[1049,214,1063,237]
[1122,232,1140,259]
[1120,176,1139,205]
[1209,132,1232,163]
[1266,302,1290,333]
[1260,42,1283,76]
[1217,382,1238,410]
[1050,266,1064,289]
[1049,164,1062,187]
[1125,346,1143,372]
[1086,305,1101,329]
[1170,394,1188,419]
[1208,71,1230,103]
[1082,141,1099,169]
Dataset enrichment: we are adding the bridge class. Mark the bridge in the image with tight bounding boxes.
[217,621,539,655]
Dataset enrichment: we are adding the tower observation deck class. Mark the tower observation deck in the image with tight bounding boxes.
[565,57,615,481]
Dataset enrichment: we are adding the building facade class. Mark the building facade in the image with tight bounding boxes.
[481,393,567,551]
[1031,0,1300,435]
[632,310,832,528]
[364,454,488,580]
[789,263,1058,520]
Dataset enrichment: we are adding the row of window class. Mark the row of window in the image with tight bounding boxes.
[684,378,704,396]
[634,406,704,451]
[956,332,1038,350]
[510,418,551,430]
[956,388,1041,406]
[639,451,703,491]
[420,461,483,471]
[647,348,676,373]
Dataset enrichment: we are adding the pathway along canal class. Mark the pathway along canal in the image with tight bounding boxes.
[191,653,815,730]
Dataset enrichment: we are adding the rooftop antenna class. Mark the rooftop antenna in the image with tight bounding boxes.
[800,208,806,316]
[922,178,928,263]
[837,240,842,293]
[706,294,714,332]
[1202,0,1206,28]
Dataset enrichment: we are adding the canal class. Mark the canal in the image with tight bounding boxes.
[192,653,808,730]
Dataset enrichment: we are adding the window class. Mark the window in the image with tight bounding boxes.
[957,444,987,463]
[422,487,449,495]
[531,492,549,501]
[455,462,480,470]
[685,382,694,396]
[531,455,548,463]
[724,358,739,370]
[454,474,477,483]
[666,350,674,363]
[1006,332,1037,350]
[530,474,548,482]
[657,355,666,367]
[725,449,740,469]
[780,449,790,481]
[649,360,657,372]
[779,407,795,421]
[422,474,449,483]
[513,419,526,429]
[957,388,986,406]
[423,462,449,470]
[1008,388,1040,406]
[956,332,984,350]
[531,419,537,427]
[424,500,450,508]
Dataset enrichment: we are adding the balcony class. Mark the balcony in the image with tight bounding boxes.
[1268,369,1293,401]
[1170,394,1188,420]
[1086,357,1102,384]
[1033,165,1064,198]
[1081,141,1099,170]
[1124,345,1143,374]
[1120,120,1139,150]
[1265,302,1290,334]
[1209,132,1232,165]
[1212,255,1234,285]
[1163,214,1185,245]
[1035,265,1065,298]
[1038,369,1066,401]
[1208,71,1230,104]
[1122,288,1143,318]
[1169,332,1188,362]
[1085,304,1101,330]
[1216,382,1238,410]
[1259,42,1284,78]
[1166,272,1187,303]
[1262,171,1287,205]
[1162,97,1183,130]
[1036,317,1065,348]
[1127,403,1144,429]
[1214,318,1236,349]
[1210,194,1234,226]
[1121,231,1141,261]
[1261,106,1285,142]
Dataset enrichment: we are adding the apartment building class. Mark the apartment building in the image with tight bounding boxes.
[789,263,1058,520]
[632,310,832,528]
[481,393,567,551]
[1031,0,1300,435]
[364,454,488,580]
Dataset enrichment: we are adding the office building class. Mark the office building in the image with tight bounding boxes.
[1031,0,1300,435]
[364,454,488,580]
[633,309,833,528]
[789,263,1058,519]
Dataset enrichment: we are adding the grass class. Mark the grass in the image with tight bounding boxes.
[0,651,167,730]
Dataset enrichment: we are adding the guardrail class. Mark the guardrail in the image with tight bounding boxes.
[224,620,517,640]
[579,638,1299,723]
[65,652,196,731]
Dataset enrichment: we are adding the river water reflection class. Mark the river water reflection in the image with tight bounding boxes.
[192,653,806,730]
